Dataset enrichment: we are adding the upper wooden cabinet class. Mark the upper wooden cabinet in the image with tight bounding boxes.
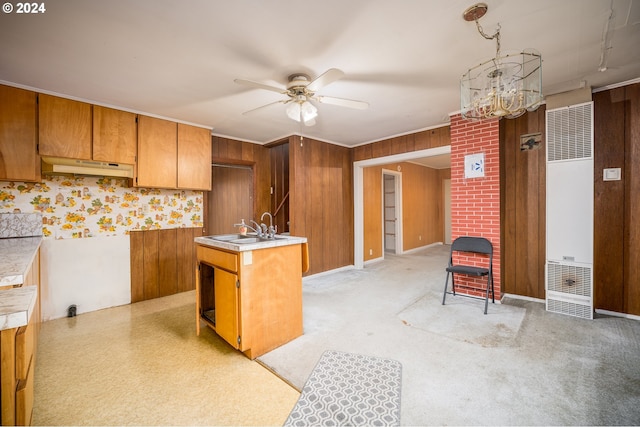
[0,85,40,182]
[137,117,211,190]
[38,94,92,159]
[2,86,210,190]
[177,123,211,190]
[93,106,137,164]
[137,115,177,189]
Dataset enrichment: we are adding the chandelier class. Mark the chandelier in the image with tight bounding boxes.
[460,3,543,120]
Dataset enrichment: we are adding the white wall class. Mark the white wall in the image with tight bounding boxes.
[40,236,131,320]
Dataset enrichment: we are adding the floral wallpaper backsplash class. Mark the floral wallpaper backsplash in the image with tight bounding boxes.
[0,176,203,239]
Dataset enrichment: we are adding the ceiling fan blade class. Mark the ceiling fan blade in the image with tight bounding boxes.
[242,99,288,115]
[316,95,369,110]
[234,78,287,94]
[306,68,345,92]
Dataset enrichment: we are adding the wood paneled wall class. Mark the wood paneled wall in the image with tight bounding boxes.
[353,126,450,161]
[363,162,449,261]
[208,136,271,232]
[594,83,640,315]
[289,136,353,275]
[270,142,290,234]
[500,107,547,299]
[130,227,203,303]
[363,165,383,260]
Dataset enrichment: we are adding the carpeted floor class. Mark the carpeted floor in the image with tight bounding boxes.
[258,243,640,426]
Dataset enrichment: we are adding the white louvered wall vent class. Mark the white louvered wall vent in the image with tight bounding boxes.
[547,263,591,297]
[546,263,594,319]
[546,298,593,319]
[546,102,593,162]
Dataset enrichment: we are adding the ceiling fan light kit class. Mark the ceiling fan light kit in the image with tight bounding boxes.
[236,68,368,126]
[460,3,543,120]
[286,99,318,126]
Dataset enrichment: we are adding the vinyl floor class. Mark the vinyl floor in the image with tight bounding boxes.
[33,290,299,426]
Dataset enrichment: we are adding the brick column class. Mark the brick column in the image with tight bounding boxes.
[449,113,501,298]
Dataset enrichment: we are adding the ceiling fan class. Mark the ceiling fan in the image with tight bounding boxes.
[235,68,368,126]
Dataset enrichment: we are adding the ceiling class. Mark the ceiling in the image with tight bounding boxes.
[1,0,639,150]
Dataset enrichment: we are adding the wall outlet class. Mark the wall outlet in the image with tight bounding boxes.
[419,235,422,241]
[369,249,373,256]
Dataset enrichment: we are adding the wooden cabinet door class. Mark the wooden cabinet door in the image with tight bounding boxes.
[0,85,39,182]
[213,267,239,349]
[0,328,18,425]
[137,115,177,188]
[39,94,92,159]
[15,364,34,426]
[177,123,211,190]
[93,106,137,164]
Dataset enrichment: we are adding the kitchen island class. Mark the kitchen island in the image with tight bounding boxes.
[194,234,308,359]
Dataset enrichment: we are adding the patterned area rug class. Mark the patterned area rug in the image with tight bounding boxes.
[284,350,402,426]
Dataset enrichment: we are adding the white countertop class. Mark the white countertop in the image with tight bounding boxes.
[194,234,307,252]
[0,236,42,331]
[0,286,37,331]
[0,236,42,286]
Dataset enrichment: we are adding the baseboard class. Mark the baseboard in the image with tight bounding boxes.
[595,309,640,321]
[303,264,356,281]
[364,257,384,266]
[501,293,545,304]
[401,241,443,255]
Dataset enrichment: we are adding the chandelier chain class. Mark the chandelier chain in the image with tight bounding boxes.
[474,19,501,57]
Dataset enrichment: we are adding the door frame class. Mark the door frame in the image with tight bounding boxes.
[354,145,451,269]
[382,169,403,256]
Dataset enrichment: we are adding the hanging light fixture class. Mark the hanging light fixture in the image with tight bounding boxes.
[285,94,318,126]
[460,3,543,120]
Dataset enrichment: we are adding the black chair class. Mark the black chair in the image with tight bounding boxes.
[442,236,494,314]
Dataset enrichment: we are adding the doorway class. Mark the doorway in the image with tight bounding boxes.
[207,164,253,235]
[383,171,402,254]
[354,145,451,269]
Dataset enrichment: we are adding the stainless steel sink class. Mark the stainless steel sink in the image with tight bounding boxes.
[205,233,249,241]
[229,237,262,244]
[205,234,289,244]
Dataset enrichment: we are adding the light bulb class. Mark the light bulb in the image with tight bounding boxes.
[286,102,301,122]
[300,101,318,124]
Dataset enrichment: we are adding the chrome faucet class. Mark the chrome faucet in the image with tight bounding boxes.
[260,212,277,239]
[249,220,264,237]
[233,220,262,236]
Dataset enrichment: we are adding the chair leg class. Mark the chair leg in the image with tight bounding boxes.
[490,272,495,303]
[483,274,493,315]
[451,274,456,296]
[442,272,450,305]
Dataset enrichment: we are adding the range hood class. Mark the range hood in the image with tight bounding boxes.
[41,156,134,178]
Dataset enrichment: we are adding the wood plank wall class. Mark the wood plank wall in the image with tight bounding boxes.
[130,227,203,303]
[289,135,354,275]
[594,83,640,315]
[353,126,451,161]
[363,162,450,261]
[499,107,547,299]
[270,142,290,234]
[208,136,271,232]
